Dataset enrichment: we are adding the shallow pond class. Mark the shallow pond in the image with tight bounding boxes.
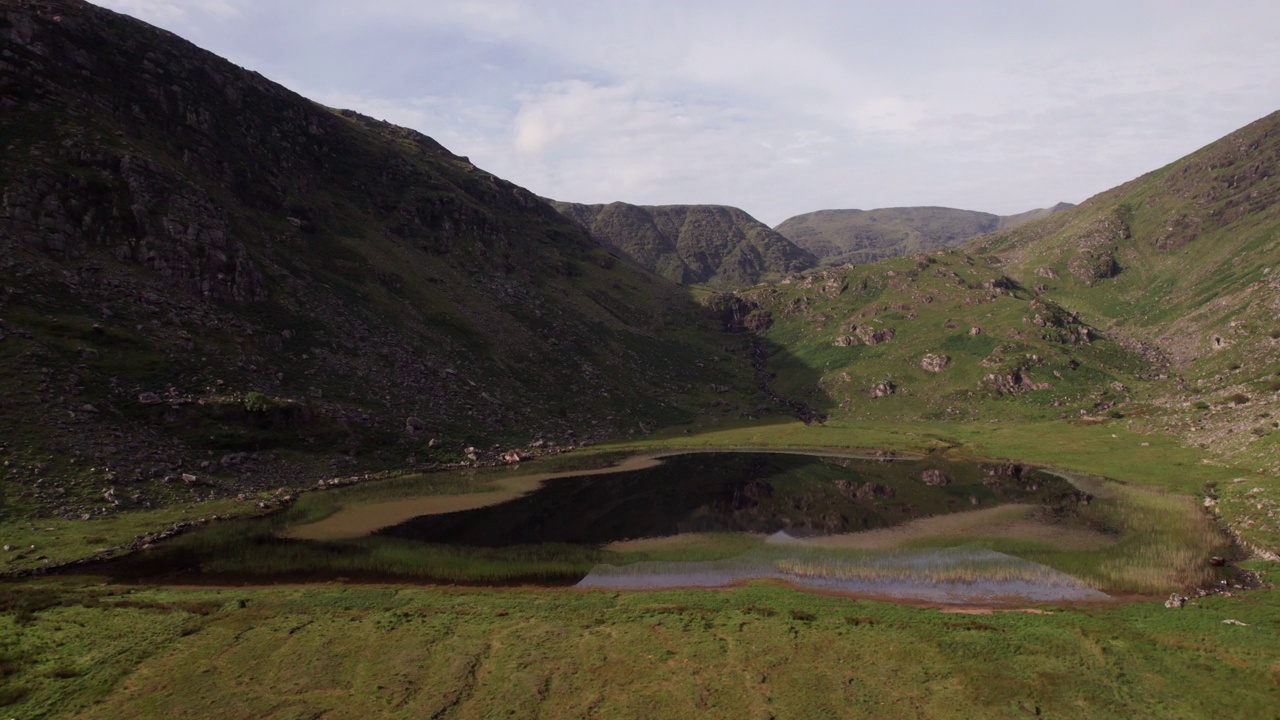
[84,451,1229,603]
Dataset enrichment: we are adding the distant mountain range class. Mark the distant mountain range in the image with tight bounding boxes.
[553,201,1074,287]
[773,203,1074,266]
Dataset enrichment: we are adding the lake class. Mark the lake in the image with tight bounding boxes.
[82,451,1229,604]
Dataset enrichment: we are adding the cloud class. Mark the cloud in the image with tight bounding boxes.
[89,0,1280,224]
[94,0,240,24]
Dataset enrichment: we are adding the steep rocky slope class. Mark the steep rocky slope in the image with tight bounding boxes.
[972,110,1280,471]
[553,201,815,288]
[775,204,1073,264]
[0,0,762,518]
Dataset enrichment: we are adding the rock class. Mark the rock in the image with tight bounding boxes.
[501,449,526,464]
[404,416,427,435]
[79,347,100,360]
[708,384,729,393]
[1164,593,1187,608]
[2,544,14,552]
[921,469,950,486]
[920,354,950,373]
[969,326,982,336]
[1222,619,1249,626]
[854,482,895,500]
[832,335,858,347]
[81,403,99,413]
[137,391,161,405]
[867,381,896,398]
[855,326,896,345]
[181,473,199,484]
[1035,266,1059,279]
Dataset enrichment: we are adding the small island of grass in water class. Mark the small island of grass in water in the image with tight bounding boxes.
[83,452,1232,604]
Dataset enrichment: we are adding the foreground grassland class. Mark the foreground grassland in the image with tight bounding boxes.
[3,418,1278,718]
[3,576,1278,719]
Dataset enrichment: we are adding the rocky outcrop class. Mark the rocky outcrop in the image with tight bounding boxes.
[855,326,896,345]
[920,354,950,373]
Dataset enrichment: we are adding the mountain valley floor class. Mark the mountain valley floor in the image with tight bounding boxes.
[4,418,1278,719]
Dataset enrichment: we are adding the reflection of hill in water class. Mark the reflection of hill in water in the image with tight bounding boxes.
[577,545,1109,603]
[379,453,1083,546]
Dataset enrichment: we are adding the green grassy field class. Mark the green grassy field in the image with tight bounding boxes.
[3,572,1278,719]
[2,419,1277,717]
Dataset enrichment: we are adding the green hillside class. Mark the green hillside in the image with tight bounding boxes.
[0,0,762,518]
[972,110,1280,472]
[553,201,816,288]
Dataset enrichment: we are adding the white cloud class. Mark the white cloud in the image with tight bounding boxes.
[94,0,240,24]
[89,0,1280,224]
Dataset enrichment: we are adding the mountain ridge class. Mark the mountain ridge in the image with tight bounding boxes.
[774,203,1073,265]
[552,200,816,288]
[0,0,763,517]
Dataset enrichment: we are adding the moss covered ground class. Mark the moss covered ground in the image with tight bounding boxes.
[1,419,1277,718]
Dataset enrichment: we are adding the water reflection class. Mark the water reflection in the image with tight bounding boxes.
[376,453,1082,546]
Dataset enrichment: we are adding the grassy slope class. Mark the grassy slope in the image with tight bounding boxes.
[723,252,1146,426]
[2,568,1277,718]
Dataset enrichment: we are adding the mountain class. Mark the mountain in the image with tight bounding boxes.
[0,0,762,517]
[552,201,816,288]
[996,201,1077,230]
[775,204,1073,264]
[710,249,1144,429]
[971,111,1280,467]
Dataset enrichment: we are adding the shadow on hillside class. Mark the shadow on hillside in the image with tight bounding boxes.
[704,295,835,424]
[748,334,836,424]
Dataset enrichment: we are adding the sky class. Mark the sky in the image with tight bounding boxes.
[94,1,1280,226]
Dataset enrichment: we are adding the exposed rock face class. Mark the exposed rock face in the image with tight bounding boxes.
[1068,249,1120,285]
[855,326,896,345]
[833,335,858,347]
[920,354,950,373]
[982,368,1050,396]
[554,201,816,288]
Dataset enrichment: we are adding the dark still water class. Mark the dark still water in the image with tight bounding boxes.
[376,452,1080,546]
[79,452,1107,601]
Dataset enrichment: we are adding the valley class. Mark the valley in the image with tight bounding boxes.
[2,1,1279,718]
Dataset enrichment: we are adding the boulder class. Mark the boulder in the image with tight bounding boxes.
[137,391,161,405]
[920,354,950,373]
[855,326,896,345]
[404,416,427,435]
[867,381,896,398]
[501,450,526,464]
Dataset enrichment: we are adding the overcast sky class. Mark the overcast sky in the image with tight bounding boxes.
[95,1,1280,226]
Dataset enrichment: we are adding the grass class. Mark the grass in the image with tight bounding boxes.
[3,574,1280,719]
